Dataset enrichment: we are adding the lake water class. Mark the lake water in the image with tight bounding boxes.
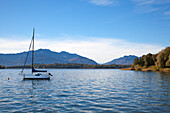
[0,69,169,113]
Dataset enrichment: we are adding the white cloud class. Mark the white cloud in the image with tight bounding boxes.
[89,0,116,6]
[0,38,30,53]
[0,36,164,63]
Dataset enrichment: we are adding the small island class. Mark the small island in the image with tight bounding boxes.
[122,47,170,72]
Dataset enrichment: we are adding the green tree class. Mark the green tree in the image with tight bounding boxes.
[0,65,5,69]
[133,57,139,65]
[165,55,170,68]
[139,56,145,66]
[155,52,165,68]
[144,53,154,67]
[163,47,170,61]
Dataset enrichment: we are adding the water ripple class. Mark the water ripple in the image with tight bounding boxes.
[0,69,169,112]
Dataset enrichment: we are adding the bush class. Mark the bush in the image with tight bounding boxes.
[134,65,142,71]
[0,65,5,69]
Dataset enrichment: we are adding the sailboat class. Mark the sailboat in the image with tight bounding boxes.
[21,29,52,80]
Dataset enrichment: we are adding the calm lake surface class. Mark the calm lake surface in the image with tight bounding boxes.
[0,69,169,113]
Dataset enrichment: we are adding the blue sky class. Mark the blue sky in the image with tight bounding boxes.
[0,0,170,63]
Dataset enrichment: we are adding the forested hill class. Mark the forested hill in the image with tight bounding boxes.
[105,55,137,65]
[133,47,170,69]
[0,49,97,66]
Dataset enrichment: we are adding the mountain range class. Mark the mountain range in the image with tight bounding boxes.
[0,49,137,66]
[0,49,97,66]
[105,55,137,65]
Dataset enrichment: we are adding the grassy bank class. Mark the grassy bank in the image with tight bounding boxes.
[121,65,170,72]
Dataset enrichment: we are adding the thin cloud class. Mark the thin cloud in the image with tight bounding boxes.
[35,33,41,37]
[89,0,116,6]
[132,0,170,15]
[164,11,170,15]
[132,0,155,6]
[0,36,163,63]
[132,0,170,5]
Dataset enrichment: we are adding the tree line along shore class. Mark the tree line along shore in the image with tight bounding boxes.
[2,63,130,69]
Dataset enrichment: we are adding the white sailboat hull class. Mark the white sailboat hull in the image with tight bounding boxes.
[23,73,50,80]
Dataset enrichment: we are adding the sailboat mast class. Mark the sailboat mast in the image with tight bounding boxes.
[32,28,35,73]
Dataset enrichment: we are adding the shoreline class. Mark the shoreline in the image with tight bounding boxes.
[121,67,170,72]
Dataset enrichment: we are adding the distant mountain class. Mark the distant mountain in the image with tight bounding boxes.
[0,49,97,66]
[105,55,137,65]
